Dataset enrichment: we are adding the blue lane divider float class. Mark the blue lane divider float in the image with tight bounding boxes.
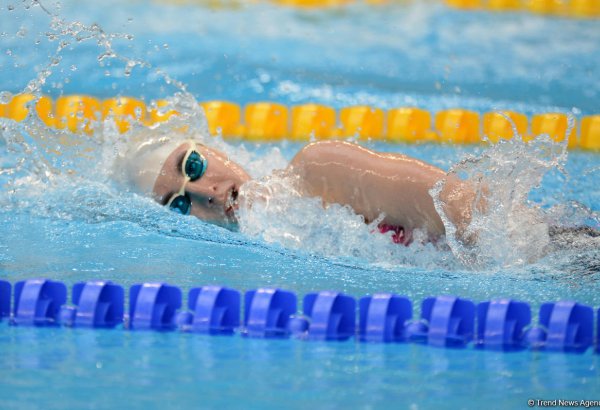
[476,299,531,351]
[244,288,296,338]
[404,296,475,348]
[359,293,412,343]
[1,279,599,355]
[524,301,594,353]
[12,279,67,326]
[302,291,356,341]
[60,281,124,328]
[177,286,240,334]
[129,282,182,330]
[0,280,10,320]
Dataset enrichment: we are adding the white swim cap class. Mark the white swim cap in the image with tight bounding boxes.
[115,137,186,196]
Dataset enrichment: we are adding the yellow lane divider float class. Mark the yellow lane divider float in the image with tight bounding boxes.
[444,0,599,18]
[1,94,599,151]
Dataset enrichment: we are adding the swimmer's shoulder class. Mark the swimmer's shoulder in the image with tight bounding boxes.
[289,140,373,169]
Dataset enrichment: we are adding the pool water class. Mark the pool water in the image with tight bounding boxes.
[1,0,599,408]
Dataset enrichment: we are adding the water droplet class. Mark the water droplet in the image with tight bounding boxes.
[124,61,135,77]
[70,65,77,72]
[7,5,14,11]
[259,72,271,83]
[0,91,13,104]
[97,51,116,62]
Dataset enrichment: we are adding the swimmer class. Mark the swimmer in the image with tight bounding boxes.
[119,138,480,243]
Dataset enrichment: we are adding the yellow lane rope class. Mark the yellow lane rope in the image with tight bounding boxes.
[155,0,600,19]
[1,94,598,150]
[443,0,600,18]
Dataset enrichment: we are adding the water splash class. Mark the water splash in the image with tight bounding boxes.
[430,115,581,269]
[235,170,460,269]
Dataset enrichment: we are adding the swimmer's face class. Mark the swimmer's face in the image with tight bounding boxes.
[152,141,251,227]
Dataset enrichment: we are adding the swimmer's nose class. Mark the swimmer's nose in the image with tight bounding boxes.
[186,179,227,203]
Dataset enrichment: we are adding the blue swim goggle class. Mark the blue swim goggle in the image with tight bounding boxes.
[165,141,208,215]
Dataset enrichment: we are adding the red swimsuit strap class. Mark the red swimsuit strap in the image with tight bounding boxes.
[377,223,412,246]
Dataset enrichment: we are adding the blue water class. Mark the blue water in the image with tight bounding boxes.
[0,326,598,409]
[1,0,600,408]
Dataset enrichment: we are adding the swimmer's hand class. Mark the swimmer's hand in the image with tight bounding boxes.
[437,177,488,246]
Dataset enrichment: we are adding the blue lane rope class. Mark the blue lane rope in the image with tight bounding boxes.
[1,279,598,354]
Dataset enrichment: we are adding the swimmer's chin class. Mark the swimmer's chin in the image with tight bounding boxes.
[215,219,240,231]
[207,213,240,231]
[159,203,240,231]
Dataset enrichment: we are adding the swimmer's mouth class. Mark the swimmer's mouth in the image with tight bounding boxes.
[225,187,239,218]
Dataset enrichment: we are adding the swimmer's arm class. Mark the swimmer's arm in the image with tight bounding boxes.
[288,140,478,239]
